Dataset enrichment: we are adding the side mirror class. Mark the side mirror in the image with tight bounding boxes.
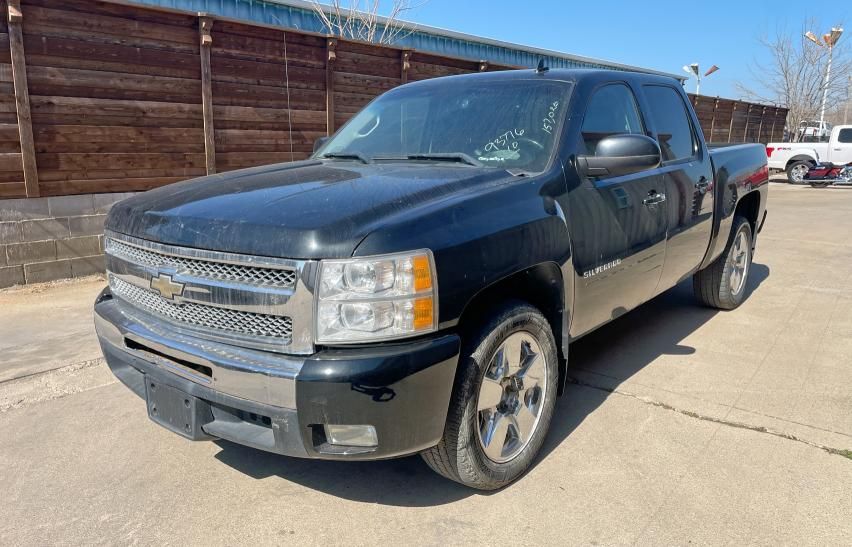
[578,134,661,178]
[313,136,330,154]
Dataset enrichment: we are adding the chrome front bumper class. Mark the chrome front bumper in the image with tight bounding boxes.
[96,287,461,460]
[95,289,303,409]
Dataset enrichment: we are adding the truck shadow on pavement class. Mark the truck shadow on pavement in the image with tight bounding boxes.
[214,263,769,506]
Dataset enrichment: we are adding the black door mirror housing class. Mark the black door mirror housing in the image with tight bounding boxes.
[313,136,330,154]
[578,134,662,178]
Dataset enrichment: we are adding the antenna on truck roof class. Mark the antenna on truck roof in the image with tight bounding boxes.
[536,59,549,73]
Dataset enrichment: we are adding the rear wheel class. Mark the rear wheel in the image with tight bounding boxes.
[421,301,558,490]
[693,216,753,310]
[809,180,831,188]
[786,160,812,184]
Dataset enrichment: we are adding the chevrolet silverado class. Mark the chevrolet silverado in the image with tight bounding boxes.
[95,68,769,490]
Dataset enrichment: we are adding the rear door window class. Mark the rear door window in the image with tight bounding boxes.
[642,85,697,162]
[838,128,852,143]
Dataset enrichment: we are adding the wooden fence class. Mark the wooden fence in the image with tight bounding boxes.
[0,0,787,199]
[689,95,788,144]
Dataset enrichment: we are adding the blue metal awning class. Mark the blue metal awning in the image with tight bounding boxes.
[128,0,684,80]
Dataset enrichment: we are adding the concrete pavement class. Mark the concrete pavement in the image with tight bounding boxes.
[1,182,851,545]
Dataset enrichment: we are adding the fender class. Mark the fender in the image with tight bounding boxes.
[700,158,769,269]
[786,153,818,166]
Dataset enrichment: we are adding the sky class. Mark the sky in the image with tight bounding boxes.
[393,0,851,101]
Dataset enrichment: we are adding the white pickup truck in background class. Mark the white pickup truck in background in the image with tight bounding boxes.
[767,125,852,183]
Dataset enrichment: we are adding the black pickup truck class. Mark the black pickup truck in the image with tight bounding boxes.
[95,68,768,490]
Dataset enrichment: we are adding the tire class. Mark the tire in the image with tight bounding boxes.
[786,160,812,184]
[421,300,559,490]
[693,216,753,310]
[809,180,831,188]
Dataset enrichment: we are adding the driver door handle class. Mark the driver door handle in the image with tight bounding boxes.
[643,191,666,206]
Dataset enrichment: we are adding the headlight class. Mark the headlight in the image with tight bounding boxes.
[316,250,437,343]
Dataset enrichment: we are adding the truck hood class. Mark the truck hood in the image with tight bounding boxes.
[106,160,512,259]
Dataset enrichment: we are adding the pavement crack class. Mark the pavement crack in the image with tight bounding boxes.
[0,358,114,413]
[567,376,852,462]
[0,357,105,386]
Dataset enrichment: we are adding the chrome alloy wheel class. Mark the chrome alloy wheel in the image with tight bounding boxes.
[729,229,751,296]
[475,331,547,463]
[790,163,808,183]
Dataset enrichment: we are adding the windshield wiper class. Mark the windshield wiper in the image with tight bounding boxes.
[399,153,483,167]
[320,152,372,164]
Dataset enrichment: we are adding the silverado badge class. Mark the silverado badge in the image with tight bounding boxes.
[150,273,184,301]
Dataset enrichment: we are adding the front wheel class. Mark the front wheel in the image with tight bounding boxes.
[421,301,558,490]
[786,161,812,184]
[693,216,753,310]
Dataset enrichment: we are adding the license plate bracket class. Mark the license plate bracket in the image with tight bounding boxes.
[145,378,213,440]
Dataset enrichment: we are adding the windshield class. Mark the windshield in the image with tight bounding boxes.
[317,78,573,173]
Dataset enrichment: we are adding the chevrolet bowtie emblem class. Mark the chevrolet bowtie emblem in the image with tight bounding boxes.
[150,273,184,301]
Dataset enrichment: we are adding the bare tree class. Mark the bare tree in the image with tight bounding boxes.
[310,0,423,45]
[736,21,851,141]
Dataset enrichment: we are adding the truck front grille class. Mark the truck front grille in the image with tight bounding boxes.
[105,238,296,288]
[103,231,315,354]
[110,276,293,342]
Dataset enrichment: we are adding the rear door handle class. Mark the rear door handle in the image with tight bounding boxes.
[643,191,666,206]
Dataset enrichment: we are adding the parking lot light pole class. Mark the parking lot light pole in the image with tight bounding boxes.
[805,28,844,128]
[682,63,719,95]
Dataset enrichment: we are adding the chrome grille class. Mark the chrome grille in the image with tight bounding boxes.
[106,238,296,288]
[110,276,293,342]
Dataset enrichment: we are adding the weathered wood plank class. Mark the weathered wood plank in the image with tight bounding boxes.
[37,152,205,171]
[31,113,203,129]
[33,125,202,143]
[0,170,22,182]
[24,5,196,47]
[215,128,325,145]
[210,55,326,89]
[212,32,324,68]
[0,150,20,170]
[217,151,297,167]
[212,86,325,111]
[26,0,198,28]
[39,176,187,197]
[23,54,198,82]
[0,122,19,141]
[22,32,197,67]
[39,167,206,182]
[0,180,25,197]
[335,49,401,79]
[214,104,325,126]
[39,152,204,171]
[7,0,37,196]
[29,96,202,120]
[333,70,399,91]
[36,141,204,154]
[24,21,195,56]
[26,65,202,103]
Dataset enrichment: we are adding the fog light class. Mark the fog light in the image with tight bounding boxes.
[324,424,378,447]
